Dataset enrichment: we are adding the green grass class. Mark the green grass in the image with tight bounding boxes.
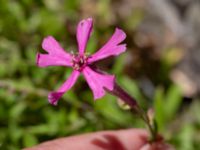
[0,1,199,149]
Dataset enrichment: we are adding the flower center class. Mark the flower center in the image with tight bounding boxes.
[71,54,88,71]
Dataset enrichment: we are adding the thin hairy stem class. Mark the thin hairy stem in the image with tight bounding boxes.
[107,81,157,141]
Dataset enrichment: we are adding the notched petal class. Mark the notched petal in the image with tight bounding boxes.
[76,18,93,55]
[47,70,80,105]
[83,67,115,100]
[39,36,72,67]
[36,53,72,67]
[88,28,127,63]
[48,92,63,106]
[42,36,69,56]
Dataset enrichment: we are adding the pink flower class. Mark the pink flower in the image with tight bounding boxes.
[37,18,126,105]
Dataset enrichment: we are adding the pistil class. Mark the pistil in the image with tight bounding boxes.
[71,54,88,71]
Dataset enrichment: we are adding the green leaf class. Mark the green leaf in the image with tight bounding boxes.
[154,87,165,131]
[178,125,194,150]
[28,124,50,135]
[23,133,38,147]
[9,102,26,121]
[165,84,182,120]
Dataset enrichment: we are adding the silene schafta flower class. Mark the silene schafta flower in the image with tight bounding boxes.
[37,18,127,105]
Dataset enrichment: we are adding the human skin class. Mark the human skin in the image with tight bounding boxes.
[23,129,148,150]
[23,129,174,150]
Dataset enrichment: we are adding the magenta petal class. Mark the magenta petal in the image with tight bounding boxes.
[83,67,115,100]
[48,70,80,105]
[48,92,63,105]
[76,18,93,55]
[36,53,72,67]
[39,36,72,67]
[88,28,126,63]
[42,36,71,58]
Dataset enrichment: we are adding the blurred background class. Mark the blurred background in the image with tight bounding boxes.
[0,0,200,149]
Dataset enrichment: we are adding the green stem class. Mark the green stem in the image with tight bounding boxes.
[107,82,157,141]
